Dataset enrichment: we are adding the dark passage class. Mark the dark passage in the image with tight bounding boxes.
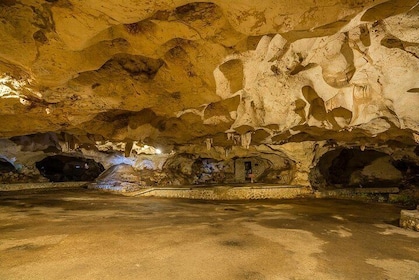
[311,148,407,189]
[327,149,386,186]
[36,155,104,182]
[245,161,252,181]
[0,158,15,173]
[393,159,419,186]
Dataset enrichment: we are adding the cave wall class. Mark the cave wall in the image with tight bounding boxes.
[0,132,304,186]
[0,1,418,190]
[0,132,417,191]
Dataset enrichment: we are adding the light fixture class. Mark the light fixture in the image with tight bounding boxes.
[155,148,162,155]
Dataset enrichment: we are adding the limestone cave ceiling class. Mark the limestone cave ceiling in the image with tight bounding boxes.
[0,0,418,149]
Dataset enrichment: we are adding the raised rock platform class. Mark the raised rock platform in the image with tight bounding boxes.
[400,207,419,231]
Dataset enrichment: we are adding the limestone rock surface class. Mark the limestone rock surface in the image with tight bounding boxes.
[0,0,418,148]
[1,1,419,194]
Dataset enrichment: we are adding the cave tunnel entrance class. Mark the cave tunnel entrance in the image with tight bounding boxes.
[0,158,16,173]
[234,157,271,183]
[244,161,252,181]
[311,148,406,189]
[36,155,104,182]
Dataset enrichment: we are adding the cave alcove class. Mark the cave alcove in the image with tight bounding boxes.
[233,157,271,183]
[36,155,105,182]
[310,148,405,190]
[167,155,293,185]
[191,158,234,184]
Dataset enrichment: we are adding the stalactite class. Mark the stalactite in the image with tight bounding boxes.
[69,135,76,151]
[225,147,231,157]
[125,141,134,157]
[241,132,252,149]
[62,133,71,152]
[205,138,213,150]
[227,132,241,145]
[234,135,241,145]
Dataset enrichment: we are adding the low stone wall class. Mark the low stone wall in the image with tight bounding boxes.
[128,185,313,200]
[0,182,88,191]
[315,187,400,198]
[400,208,419,231]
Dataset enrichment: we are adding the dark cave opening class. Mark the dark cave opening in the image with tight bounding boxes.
[36,155,104,182]
[311,148,406,189]
[0,158,16,173]
[392,159,419,186]
[327,149,387,185]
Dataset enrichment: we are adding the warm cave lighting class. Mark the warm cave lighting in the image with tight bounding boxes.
[0,74,34,99]
[155,148,162,155]
[0,75,19,98]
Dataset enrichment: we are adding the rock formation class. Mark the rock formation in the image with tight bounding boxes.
[0,0,418,199]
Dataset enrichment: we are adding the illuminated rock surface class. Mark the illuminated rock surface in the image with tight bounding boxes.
[400,207,419,231]
[0,0,418,198]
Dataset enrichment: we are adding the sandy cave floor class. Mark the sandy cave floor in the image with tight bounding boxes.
[0,188,418,280]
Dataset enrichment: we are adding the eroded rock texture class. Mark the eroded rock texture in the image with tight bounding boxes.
[0,1,418,194]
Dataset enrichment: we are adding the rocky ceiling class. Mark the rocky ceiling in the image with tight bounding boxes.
[0,0,418,149]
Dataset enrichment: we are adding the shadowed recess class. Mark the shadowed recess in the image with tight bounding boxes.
[36,155,104,182]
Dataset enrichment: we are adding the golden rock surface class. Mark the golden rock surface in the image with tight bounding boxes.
[0,0,418,147]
